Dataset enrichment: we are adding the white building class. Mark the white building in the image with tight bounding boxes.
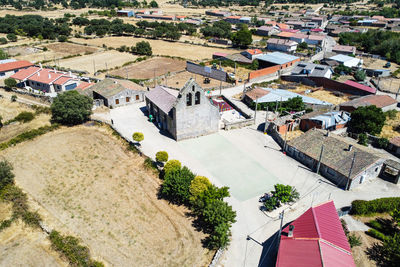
[328,54,363,68]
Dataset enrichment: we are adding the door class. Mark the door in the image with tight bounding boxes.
[115,99,119,105]
[136,95,140,101]
[126,97,130,103]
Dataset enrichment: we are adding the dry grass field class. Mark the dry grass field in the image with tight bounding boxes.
[70,36,240,61]
[57,50,138,74]
[363,57,399,73]
[162,70,231,90]
[109,57,186,79]
[0,220,68,267]
[0,97,51,143]
[0,126,211,266]
[380,112,400,139]
[289,87,351,105]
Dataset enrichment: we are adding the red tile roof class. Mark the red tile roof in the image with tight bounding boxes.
[332,45,355,53]
[76,81,94,90]
[29,69,64,84]
[53,76,74,85]
[277,23,289,29]
[340,95,397,109]
[0,60,33,72]
[245,87,269,100]
[246,49,263,55]
[10,66,40,80]
[344,80,376,94]
[390,136,400,147]
[276,32,295,38]
[276,201,355,267]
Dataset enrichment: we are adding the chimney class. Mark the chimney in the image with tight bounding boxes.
[288,225,295,237]
[38,71,40,76]
[348,144,353,151]
[39,63,42,69]
[69,71,72,77]
[48,73,51,79]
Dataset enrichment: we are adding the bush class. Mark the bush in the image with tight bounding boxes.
[348,106,386,135]
[0,37,7,44]
[376,137,389,149]
[354,70,366,81]
[351,198,400,215]
[189,176,212,202]
[11,95,17,102]
[367,228,388,241]
[6,33,17,42]
[385,110,398,120]
[0,160,14,190]
[155,151,168,163]
[161,166,195,204]
[132,132,144,143]
[348,233,362,247]
[51,91,92,125]
[132,41,152,56]
[49,230,104,267]
[264,197,279,211]
[358,133,368,146]
[143,157,157,171]
[368,220,385,232]
[14,111,35,123]
[58,35,68,42]
[163,160,181,176]
[273,184,299,204]
[5,78,17,89]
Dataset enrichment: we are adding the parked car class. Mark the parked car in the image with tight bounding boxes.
[384,62,391,68]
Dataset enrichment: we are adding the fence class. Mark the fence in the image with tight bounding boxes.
[223,118,254,130]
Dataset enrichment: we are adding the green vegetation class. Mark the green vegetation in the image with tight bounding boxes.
[6,33,17,42]
[201,20,231,39]
[251,96,305,114]
[4,78,17,89]
[155,151,168,163]
[0,37,7,44]
[358,133,368,146]
[11,95,17,102]
[160,159,236,248]
[334,64,352,75]
[0,49,7,60]
[348,105,386,135]
[351,197,400,215]
[0,124,60,151]
[354,70,366,81]
[210,58,259,71]
[188,0,261,6]
[132,41,152,56]
[49,231,104,267]
[0,15,71,40]
[51,91,92,126]
[231,24,253,48]
[339,30,400,64]
[132,132,144,144]
[13,111,35,123]
[367,228,388,241]
[263,184,300,211]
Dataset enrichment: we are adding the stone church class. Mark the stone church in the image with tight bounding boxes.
[145,78,220,141]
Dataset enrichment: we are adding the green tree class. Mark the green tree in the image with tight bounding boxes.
[273,184,299,203]
[298,42,308,50]
[206,222,231,249]
[380,233,400,266]
[189,176,212,202]
[163,160,181,176]
[6,33,17,42]
[132,132,144,144]
[348,105,386,135]
[191,184,230,214]
[0,160,15,190]
[202,199,236,230]
[358,133,368,146]
[354,70,366,81]
[231,24,253,48]
[132,41,152,56]
[4,78,17,89]
[161,166,195,204]
[11,95,17,102]
[51,90,92,125]
[149,0,158,7]
[0,37,7,44]
[58,35,68,42]
[285,96,305,112]
[155,151,168,163]
[0,49,8,60]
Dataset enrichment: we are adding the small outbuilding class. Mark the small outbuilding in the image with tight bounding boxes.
[328,54,362,68]
[339,95,398,112]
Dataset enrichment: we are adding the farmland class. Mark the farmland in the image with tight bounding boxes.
[109,57,186,79]
[0,126,211,266]
[70,36,241,61]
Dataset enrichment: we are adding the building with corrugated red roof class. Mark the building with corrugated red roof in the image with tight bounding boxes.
[241,49,264,60]
[276,200,356,267]
[0,60,34,78]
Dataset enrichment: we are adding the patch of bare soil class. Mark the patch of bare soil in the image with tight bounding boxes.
[0,126,212,267]
[45,42,99,55]
[351,231,379,267]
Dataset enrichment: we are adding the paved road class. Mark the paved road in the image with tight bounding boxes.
[105,103,400,267]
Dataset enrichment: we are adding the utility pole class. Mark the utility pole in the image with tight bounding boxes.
[219,80,222,96]
[316,144,324,174]
[264,106,269,133]
[254,96,258,123]
[345,152,356,191]
[93,59,96,75]
[276,210,285,251]
[105,62,108,76]
[153,68,156,88]
[396,86,400,100]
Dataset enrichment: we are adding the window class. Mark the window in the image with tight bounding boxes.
[195,92,200,105]
[126,97,130,102]
[186,93,192,106]
[327,168,336,176]
[375,167,379,172]
[115,99,119,105]
[136,95,139,100]
[192,85,195,92]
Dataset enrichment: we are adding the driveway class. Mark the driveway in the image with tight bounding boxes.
[108,103,400,267]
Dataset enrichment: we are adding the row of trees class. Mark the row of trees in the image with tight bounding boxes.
[339,30,400,64]
[201,22,252,48]
[187,0,261,6]
[160,160,236,249]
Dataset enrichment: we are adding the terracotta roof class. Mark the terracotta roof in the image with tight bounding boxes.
[10,66,40,81]
[291,33,308,39]
[288,128,381,180]
[276,32,294,38]
[245,49,263,55]
[76,81,94,90]
[276,201,356,267]
[53,76,74,85]
[0,60,33,72]
[28,69,64,84]
[226,15,241,19]
[340,95,397,109]
[344,80,376,94]
[145,85,178,113]
[245,87,270,100]
[332,45,355,53]
[308,34,326,40]
[390,136,400,147]
[277,23,289,29]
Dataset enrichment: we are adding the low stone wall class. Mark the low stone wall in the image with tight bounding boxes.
[223,118,254,130]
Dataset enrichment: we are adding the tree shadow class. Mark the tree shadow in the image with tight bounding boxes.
[366,243,386,266]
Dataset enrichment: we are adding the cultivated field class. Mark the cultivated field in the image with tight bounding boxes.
[70,36,240,61]
[0,126,211,266]
[57,50,138,75]
[109,57,186,79]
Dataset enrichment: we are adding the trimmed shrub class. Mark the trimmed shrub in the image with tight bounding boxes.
[155,151,168,163]
[351,198,400,215]
[264,197,279,211]
[161,166,195,204]
[132,132,144,143]
[163,160,181,176]
[189,176,212,202]
[366,228,387,241]
[14,111,35,123]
